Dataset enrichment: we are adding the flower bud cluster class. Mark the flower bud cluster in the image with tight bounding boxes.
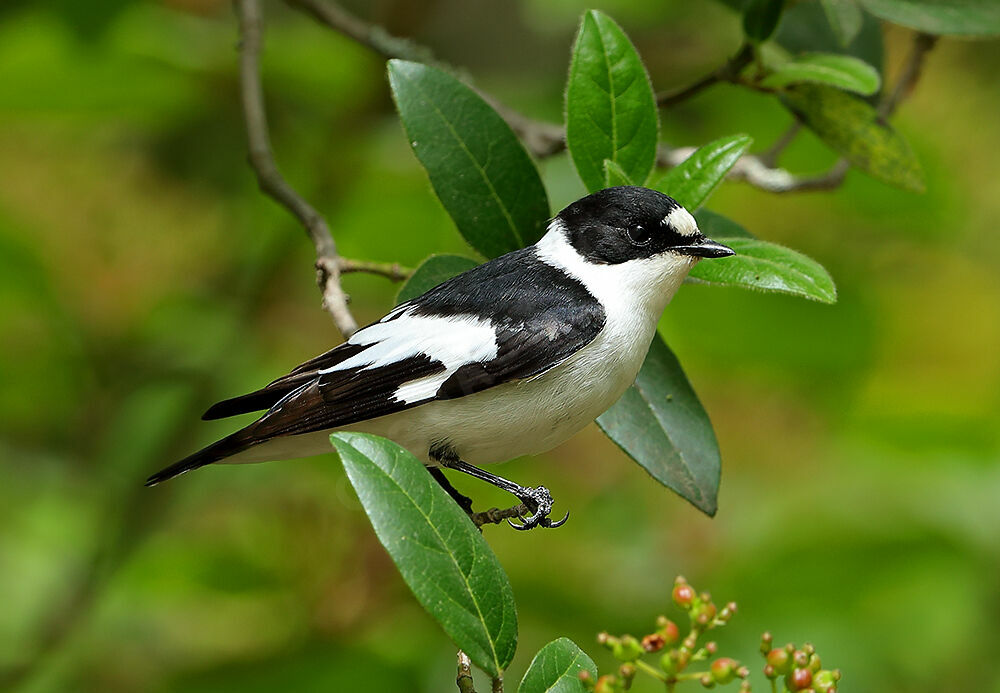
[759,633,841,693]
[583,576,749,692]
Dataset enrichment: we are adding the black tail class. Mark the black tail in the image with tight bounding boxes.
[145,431,252,486]
[201,388,294,420]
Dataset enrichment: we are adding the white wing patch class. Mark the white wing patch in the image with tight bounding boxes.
[663,206,699,236]
[320,308,499,404]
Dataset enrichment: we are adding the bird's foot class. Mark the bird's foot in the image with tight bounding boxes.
[507,485,570,531]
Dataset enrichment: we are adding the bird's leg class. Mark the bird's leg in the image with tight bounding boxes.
[435,456,569,531]
[429,467,475,515]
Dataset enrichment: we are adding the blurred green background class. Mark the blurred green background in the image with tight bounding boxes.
[2,1,999,691]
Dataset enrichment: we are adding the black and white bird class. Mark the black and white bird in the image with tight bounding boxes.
[146,186,734,529]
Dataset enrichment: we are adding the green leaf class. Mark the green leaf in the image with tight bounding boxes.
[743,0,787,41]
[694,209,755,239]
[762,53,880,95]
[688,237,838,303]
[857,0,1000,36]
[566,10,659,193]
[776,1,884,82]
[331,432,518,676]
[781,83,925,192]
[651,134,753,211]
[820,0,864,45]
[603,159,634,187]
[596,335,721,516]
[518,638,597,693]
[388,60,550,258]
[396,254,479,305]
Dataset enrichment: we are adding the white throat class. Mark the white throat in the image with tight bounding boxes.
[534,220,695,325]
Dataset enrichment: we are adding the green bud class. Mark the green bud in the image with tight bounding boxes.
[813,670,838,693]
[710,658,738,684]
[613,635,643,662]
[766,648,791,675]
[660,651,680,675]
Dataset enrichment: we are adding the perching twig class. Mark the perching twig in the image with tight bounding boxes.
[236,0,358,337]
[470,503,530,529]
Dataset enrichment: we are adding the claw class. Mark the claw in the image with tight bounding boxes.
[504,486,569,530]
[543,510,570,528]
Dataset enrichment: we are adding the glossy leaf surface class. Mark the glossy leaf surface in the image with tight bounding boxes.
[389,60,549,258]
[396,254,479,304]
[597,335,721,516]
[566,10,658,192]
[652,135,752,211]
[858,0,1000,36]
[518,638,596,693]
[332,432,518,676]
[782,83,925,192]
[762,53,880,94]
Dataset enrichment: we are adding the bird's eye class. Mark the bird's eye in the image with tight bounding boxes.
[627,225,652,246]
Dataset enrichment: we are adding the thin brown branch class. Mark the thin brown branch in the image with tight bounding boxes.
[236,0,358,337]
[880,32,939,118]
[283,0,940,198]
[492,674,504,693]
[457,651,477,693]
[758,121,802,168]
[338,258,412,281]
[656,44,754,108]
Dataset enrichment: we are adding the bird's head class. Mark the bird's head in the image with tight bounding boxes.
[552,185,734,265]
[537,186,734,315]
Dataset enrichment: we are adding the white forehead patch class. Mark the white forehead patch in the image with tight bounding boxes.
[663,207,699,237]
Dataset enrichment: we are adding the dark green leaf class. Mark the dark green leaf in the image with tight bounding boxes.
[762,53,880,95]
[652,135,752,211]
[603,159,634,187]
[331,432,518,676]
[688,237,838,303]
[743,0,787,41]
[821,0,864,45]
[858,0,1000,36]
[597,334,721,516]
[518,638,597,693]
[694,209,755,239]
[566,10,659,192]
[388,60,550,258]
[776,1,884,81]
[781,83,925,192]
[396,254,479,305]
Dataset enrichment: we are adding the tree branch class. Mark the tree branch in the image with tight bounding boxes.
[236,0,358,337]
[457,651,477,693]
[470,503,530,529]
[282,0,857,195]
[655,44,754,108]
[879,32,939,118]
[338,258,412,281]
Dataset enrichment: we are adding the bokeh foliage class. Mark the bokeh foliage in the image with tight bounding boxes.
[2,1,1000,692]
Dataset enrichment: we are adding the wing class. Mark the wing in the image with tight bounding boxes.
[204,246,606,440]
